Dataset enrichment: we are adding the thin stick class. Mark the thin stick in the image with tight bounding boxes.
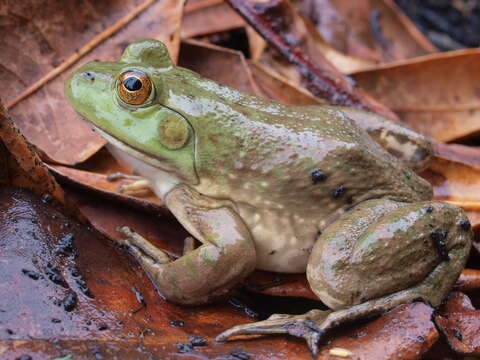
[6,0,156,110]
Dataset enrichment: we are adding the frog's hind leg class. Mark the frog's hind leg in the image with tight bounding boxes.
[216,199,472,355]
[337,106,433,171]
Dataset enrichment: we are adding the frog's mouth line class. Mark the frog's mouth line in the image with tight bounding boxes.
[90,124,180,174]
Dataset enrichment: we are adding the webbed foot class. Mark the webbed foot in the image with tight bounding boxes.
[216,310,332,356]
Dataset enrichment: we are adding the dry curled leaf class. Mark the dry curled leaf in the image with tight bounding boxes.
[0,102,65,206]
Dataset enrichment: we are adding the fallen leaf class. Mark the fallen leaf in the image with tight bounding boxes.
[182,0,245,38]
[0,102,65,206]
[317,302,439,360]
[296,0,437,62]
[178,39,262,95]
[249,61,325,105]
[435,312,480,355]
[5,0,185,165]
[226,0,398,119]
[353,49,480,142]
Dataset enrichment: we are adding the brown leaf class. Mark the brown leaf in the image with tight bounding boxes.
[317,302,439,360]
[5,0,185,165]
[226,0,398,119]
[182,0,245,38]
[178,39,262,95]
[353,49,480,142]
[50,164,166,215]
[0,102,65,206]
[297,0,436,62]
[456,270,480,294]
[436,312,480,355]
[438,292,476,315]
[249,61,325,105]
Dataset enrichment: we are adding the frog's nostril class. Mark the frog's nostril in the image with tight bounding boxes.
[81,71,96,82]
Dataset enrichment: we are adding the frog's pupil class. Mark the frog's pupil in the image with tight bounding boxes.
[124,77,142,91]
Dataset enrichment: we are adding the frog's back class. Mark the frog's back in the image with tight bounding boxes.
[168,75,432,272]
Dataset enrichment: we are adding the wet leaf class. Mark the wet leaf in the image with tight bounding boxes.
[4,0,185,165]
[353,49,480,142]
[0,187,313,359]
[296,0,436,62]
[317,302,439,360]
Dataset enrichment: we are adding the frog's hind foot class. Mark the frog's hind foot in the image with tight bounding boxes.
[117,226,173,264]
[216,310,332,356]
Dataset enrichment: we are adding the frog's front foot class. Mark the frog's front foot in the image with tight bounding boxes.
[116,185,256,305]
[107,172,152,194]
[216,310,332,355]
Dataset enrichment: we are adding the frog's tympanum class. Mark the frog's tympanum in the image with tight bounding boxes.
[65,39,472,354]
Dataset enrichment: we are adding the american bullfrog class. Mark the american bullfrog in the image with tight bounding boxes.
[65,39,472,354]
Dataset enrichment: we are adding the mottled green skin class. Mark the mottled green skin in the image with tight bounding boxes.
[65,39,472,337]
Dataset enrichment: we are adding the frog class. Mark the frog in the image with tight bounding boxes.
[65,39,472,355]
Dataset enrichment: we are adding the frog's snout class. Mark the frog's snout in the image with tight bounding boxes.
[65,63,114,113]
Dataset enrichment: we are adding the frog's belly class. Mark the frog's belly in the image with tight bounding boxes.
[237,204,318,273]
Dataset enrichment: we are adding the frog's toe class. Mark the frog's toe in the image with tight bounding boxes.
[116,226,172,264]
[216,309,331,356]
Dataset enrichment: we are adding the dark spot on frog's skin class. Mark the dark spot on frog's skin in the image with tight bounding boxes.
[22,269,40,280]
[6,328,14,335]
[310,168,327,184]
[458,219,471,231]
[51,318,61,323]
[170,320,184,327]
[431,230,450,261]
[332,185,346,198]
[425,206,434,213]
[453,328,463,341]
[269,250,276,255]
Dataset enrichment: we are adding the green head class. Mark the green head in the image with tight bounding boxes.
[65,39,197,183]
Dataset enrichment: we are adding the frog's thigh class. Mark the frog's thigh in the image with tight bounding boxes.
[338,106,433,171]
[307,199,472,310]
[123,184,256,305]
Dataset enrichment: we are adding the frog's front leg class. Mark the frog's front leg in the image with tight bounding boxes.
[217,199,472,355]
[119,184,256,305]
[336,106,433,171]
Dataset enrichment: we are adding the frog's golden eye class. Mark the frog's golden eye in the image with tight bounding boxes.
[117,70,152,105]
